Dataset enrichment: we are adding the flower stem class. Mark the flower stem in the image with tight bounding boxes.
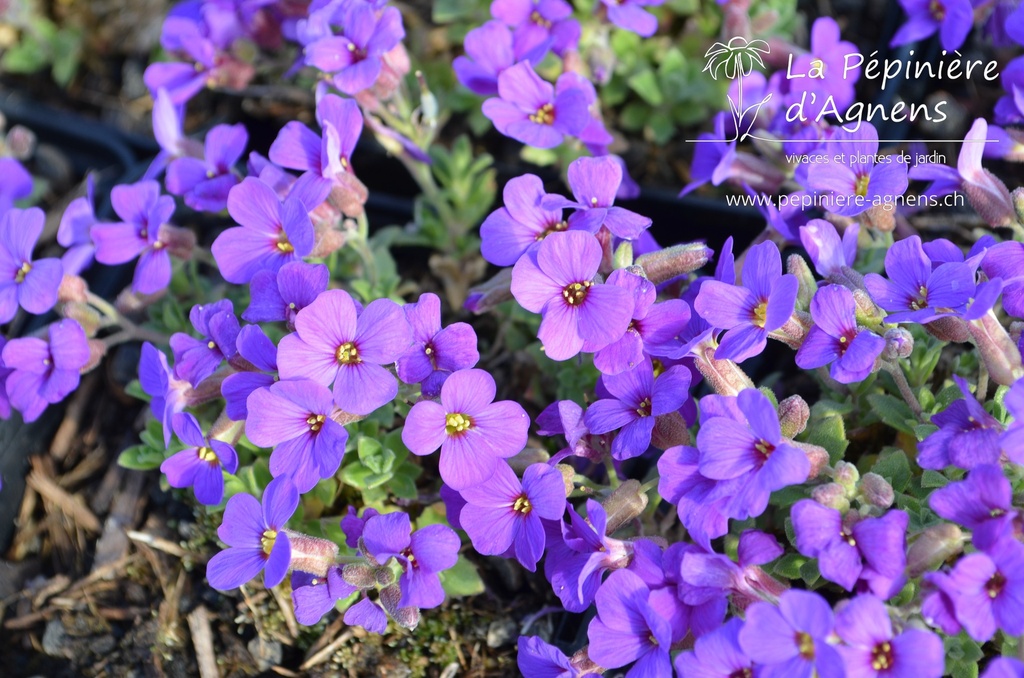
[882,361,922,419]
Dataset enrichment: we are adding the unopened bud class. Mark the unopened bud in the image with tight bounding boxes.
[966,172,1014,228]
[923,317,969,344]
[811,483,851,512]
[858,472,894,509]
[852,288,882,324]
[393,606,420,630]
[786,254,817,311]
[465,268,513,314]
[310,226,346,259]
[968,312,1024,385]
[284,530,341,577]
[1013,187,1024,225]
[612,240,634,270]
[863,204,896,232]
[651,411,691,449]
[115,287,166,314]
[158,224,196,260]
[328,173,369,218]
[375,566,396,587]
[601,479,648,534]
[83,338,107,373]
[342,563,377,589]
[555,463,575,497]
[635,242,713,284]
[570,647,602,676]
[415,71,438,128]
[61,302,102,337]
[57,274,89,304]
[693,340,756,396]
[778,394,809,438]
[1010,320,1024,346]
[379,584,402,615]
[833,460,860,491]
[507,448,551,475]
[883,327,916,359]
[907,523,964,577]
[794,441,829,480]
[5,124,36,159]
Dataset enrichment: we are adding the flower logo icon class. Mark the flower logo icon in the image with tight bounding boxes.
[703,36,773,142]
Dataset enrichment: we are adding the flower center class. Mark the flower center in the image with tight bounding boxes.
[336,342,360,365]
[909,285,928,311]
[307,413,326,433]
[529,103,555,126]
[855,173,870,197]
[445,412,473,436]
[402,547,419,569]
[751,301,768,328]
[207,340,217,349]
[260,529,278,556]
[796,632,815,659]
[870,641,894,671]
[636,398,652,417]
[729,670,753,678]
[14,261,31,283]
[513,494,532,515]
[987,571,1006,599]
[529,10,551,28]
[535,219,568,241]
[562,281,592,305]
[276,233,295,253]
[197,446,218,465]
[651,359,665,377]
[754,439,774,458]
[809,58,825,78]
[929,0,946,21]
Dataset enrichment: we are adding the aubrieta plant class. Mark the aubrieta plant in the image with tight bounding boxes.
[5,0,1024,675]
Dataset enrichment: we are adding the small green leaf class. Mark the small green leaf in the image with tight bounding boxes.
[866,393,917,436]
[920,470,949,489]
[872,448,912,493]
[627,69,663,106]
[772,553,807,580]
[440,556,485,597]
[118,445,165,471]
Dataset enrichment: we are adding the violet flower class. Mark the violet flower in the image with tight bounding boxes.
[806,124,908,217]
[588,569,673,676]
[277,289,412,415]
[245,379,349,493]
[795,284,885,383]
[834,594,944,678]
[541,156,652,239]
[480,173,568,267]
[166,123,247,212]
[458,461,566,571]
[1002,379,1024,464]
[929,464,1017,551]
[453,20,515,96]
[678,530,783,607]
[739,589,845,678]
[243,261,329,329]
[0,207,63,322]
[658,444,737,550]
[510,230,634,361]
[789,17,861,109]
[397,292,479,397]
[291,567,356,625]
[221,324,278,421]
[984,659,1024,678]
[693,240,798,363]
[0,158,32,216]
[170,300,240,388]
[161,412,239,506]
[402,368,528,490]
[139,342,189,446]
[2,319,89,423]
[890,0,973,52]
[206,477,299,590]
[674,617,754,678]
[947,537,1024,642]
[490,0,580,60]
[482,61,590,149]
[600,0,664,37]
[918,375,1002,470]
[584,358,691,460]
[57,175,97,276]
[799,218,858,278]
[518,636,598,678]
[304,4,405,94]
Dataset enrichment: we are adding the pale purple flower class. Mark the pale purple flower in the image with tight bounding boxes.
[482,61,590,149]
[221,324,278,421]
[453,20,515,96]
[674,617,754,678]
[540,156,651,239]
[480,174,568,267]
[397,292,479,397]
[161,412,239,505]
[304,5,404,94]
[835,594,944,678]
[929,464,1017,551]
[0,207,63,322]
[166,123,247,212]
[2,319,89,423]
[490,0,580,59]
[588,569,674,676]
[0,158,32,216]
[600,0,664,37]
[890,0,973,52]
[918,376,1003,470]
[795,284,885,383]
[806,124,909,217]
[799,218,858,277]
[58,175,97,275]
[739,589,845,678]
[947,538,1024,642]
[243,261,329,329]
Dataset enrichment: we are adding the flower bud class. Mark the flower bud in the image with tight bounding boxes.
[571,647,602,676]
[1013,186,1024,225]
[852,288,882,324]
[115,287,166,314]
[693,340,755,396]
[82,338,107,374]
[379,584,402,615]
[857,472,894,509]
[555,463,575,497]
[652,411,691,449]
[310,226,346,259]
[601,479,648,534]
[465,268,513,314]
[612,240,634,270]
[786,254,817,311]
[635,242,713,284]
[158,224,197,260]
[811,482,851,512]
[375,566,396,587]
[968,312,1024,385]
[284,530,340,577]
[778,394,809,438]
[342,563,377,589]
[906,523,964,577]
[415,71,438,128]
[965,170,1015,228]
[57,274,89,304]
[393,606,420,630]
[833,460,860,492]
[793,441,829,480]
[328,172,369,218]
[923,317,969,344]
[862,204,896,232]
[883,327,916,359]
[507,449,552,475]
[61,302,102,337]
[5,124,36,159]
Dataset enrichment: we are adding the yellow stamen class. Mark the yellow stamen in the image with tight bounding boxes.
[336,342,360,364]
[445,412,472,436]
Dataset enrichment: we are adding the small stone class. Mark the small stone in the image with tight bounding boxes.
[247,637,282,671]
[42,618,70,658]
[486,618,517,648]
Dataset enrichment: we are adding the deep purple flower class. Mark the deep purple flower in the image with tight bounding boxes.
[835,594,944,678]
[795,284,885,383]
[600,0,664,37]
[588,569,673,676]
[929,464,1017,550]
[584,358,690,460]
[1002,379,1024,463]
[482,61,589,149]
[304,4,404,94]
[490,0,580,59]
[890,0,973,52]
[221,324,278,421]
[789,18,861,108]
[2,319,89,423]
[58,175,97,276]
[0,158,32,216]
[791,499,909,597]
[918,376,1002,470]
[480,174,568,267]
[139,342,189,446]
[166,123,247,212]
[0,338,13,419]
[658,444,737,550]
[397,292,479,397]
[518,636,598,678]
[161,412,239,505]
[169,300,240,388]
[674,617,754,678]
[211,177,314,284]
[402,368,528,490]
[510,230,634,360]
[359,511,460,609]
[0,207,63,322]
[91,180,177,294]
[678,530,783,606]
[864,236,976,324]
[206,477,299,590]
[948,538,1024,641]
[291,567,356,625]
[459,461,565,571]
[243,261,329,329]
[806,124,909,217]
[277,289,412,415]
[739,589,844,678]
[540,156,651,239]
[679,114,734,197]
[694,240,798,362]
[246,379,349,493]
[996,57,1024,126]
[984,658,1024,678]
[453,20,515,96]
[799,218,858,277]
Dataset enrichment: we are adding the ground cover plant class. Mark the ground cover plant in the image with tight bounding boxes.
[4,0,1024,675]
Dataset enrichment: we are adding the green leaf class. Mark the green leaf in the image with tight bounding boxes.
[866,393,917,436]
[921,470,949,489]
[627,69,663,106]
[51,26,83,86]
[118,445,165,471]
[802,412,848,464]
[440,556,485,598]
[772,553,807,580]
[799,558,820,586]
[125,379,149,403]
[872,448,912,493]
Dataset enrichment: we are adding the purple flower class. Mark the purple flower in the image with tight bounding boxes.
[58,175,97,276]
[211,177,314,284]
[678,530,783,606]
[480,174,568,267]
[277,289,412,415]
[459,461,565,571]
[694,241,798,362]
[996,57,1024,126]
[836,594,944,677]
[510,230,634,360]
[957,118,1016,228]
[91,180,177,294]
[221,324,278,421]
[402,368,528,489]
[789,18,861,108]
[791,500,909,598]
[600,0,664,37]
[540,156,651,239]
[490,0,580,60]
[584,358,691,460]
[518,636,597,678]
[929,464,1017,550]
[674,617,754,678]
[2,319,89,423]
[291,567,356,625]
[359,511,460,609]
[206,477,299,590]
[304,5,404,94]
[806,124,908,217]
[1002,379,1024,463]
[0,158,32,216]
[918,376,1002,470]
[139,342,189,446]
[890,0,973,52]
[166,123,247,212]
[245,379,349,493]
[161,412,239,505]
[482,61,589,149]
[0,208,63,322]
[679,114,734,197]
[984,659,1024,678]
[799,218,858,277]
[397,292,479,397]
[864,236,975,324]
[795,284,885,383]
[243,261,329,329]
[588,569,673,676]
[739,589,844,678]
[947,538,1024,642]
[658,444,736,550]
[170,300,240,388]
[453,20,515,96]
